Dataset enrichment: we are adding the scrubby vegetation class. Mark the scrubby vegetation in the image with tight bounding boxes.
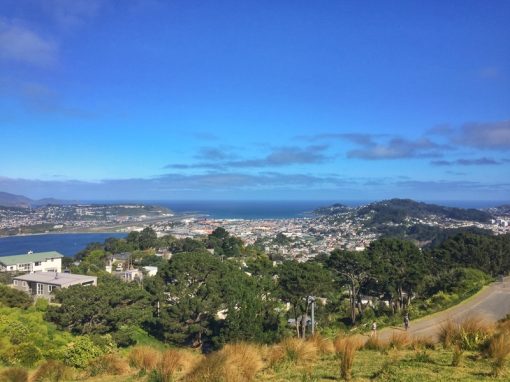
[2,317,510,381]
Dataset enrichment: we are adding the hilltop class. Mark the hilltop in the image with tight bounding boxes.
[314,198,492,224]
[0,191,76,208]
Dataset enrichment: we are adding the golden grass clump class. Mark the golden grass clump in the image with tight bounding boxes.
[185,343,263,382]
[438,320,458,348]
[31,360,74,381]
[88,353,130,377]
[154,349,184,382]
[268,338,318,367]
[486,332,510,377]
[388,332,410,350]
[410,336,435,350]
[128,345,161,372]
[457,317,494,351]
[0,368,28,382]
[308,333,335,354]
[451,344,463,367]
[497,319,510,334]
[362,335,386,352]
[338,337,359,381]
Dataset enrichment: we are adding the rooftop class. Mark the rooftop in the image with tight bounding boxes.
[13,272,96,287]
[0,251,64,266]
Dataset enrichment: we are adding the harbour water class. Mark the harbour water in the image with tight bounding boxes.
[0,233,127,257]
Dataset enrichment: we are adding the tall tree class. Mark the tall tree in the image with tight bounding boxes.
[277,261,332,338]
[155,252,228,348]
[326,249,371,324]
[366,238,426,312]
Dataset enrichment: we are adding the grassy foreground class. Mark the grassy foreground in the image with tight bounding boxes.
[2,317,510,382]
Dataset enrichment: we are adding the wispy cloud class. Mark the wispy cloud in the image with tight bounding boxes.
[0,172,348,199]
[346,137,448,160]
[431,157,502,166]
[0,20,57,67]
[165,145,331,169]
[41,0,103,29]
[454,121,510,150]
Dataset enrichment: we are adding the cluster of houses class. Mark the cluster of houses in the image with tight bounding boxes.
[0,251,97,300]
[0,250,161,301]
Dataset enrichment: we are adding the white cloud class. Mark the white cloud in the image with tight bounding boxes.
[0,20,57,67]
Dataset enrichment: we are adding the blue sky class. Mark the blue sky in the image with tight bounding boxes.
[0,0,509,201]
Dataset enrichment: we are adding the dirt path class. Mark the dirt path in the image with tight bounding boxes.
[376,277,510,341]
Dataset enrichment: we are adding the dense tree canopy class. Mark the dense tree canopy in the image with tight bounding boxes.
[45,275,152,335]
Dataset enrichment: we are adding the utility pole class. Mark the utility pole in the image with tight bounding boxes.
[309,296,316,335]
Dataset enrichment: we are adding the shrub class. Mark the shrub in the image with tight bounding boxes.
[3,322,29,345]
[0,285,32,309]
[88,353,130,377]
[2,343,42,367]
[129,346,161,372]
[31,360,74,382]
[0,368,28,382]
[62,336,104,368]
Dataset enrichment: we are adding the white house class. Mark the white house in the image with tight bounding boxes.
[0,251,63,273]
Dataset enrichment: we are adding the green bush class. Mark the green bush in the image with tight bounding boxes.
[1,343,42,367]
[62,336,104,368]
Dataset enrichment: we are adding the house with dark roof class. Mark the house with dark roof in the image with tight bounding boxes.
[12,272,97,300]
[0,251,63,273]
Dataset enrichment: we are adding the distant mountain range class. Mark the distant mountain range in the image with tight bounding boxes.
[0,192,76,208]
[315,198,493,223]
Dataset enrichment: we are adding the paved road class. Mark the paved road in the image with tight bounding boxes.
[378,277,510,341]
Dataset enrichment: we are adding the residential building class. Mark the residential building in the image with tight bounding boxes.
[0,251,63,273]
[12,272,97,300]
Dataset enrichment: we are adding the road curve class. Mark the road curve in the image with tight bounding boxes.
[378,277,510,340]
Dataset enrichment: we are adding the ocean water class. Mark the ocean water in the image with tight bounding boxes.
[0,233,127,257]
[157,200,353,219]
[141,199,508,218]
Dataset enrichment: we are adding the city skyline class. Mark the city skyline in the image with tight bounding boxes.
[1,1,509,201]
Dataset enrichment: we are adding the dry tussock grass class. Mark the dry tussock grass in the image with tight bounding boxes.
[337,337,360,381]
[388,332,410,350]
[268,338,318,367]
[486,332,510,377]
[128,345,161,372]
[0,368,28,382]
[155,349,184,382]
[88,353,130,377]
[438,320,458,348]
[184,342,263,382]
[312,333,335,354]
[410,336,435,350]
[308,333,335,354]
[31,360,74,381]
[362,335,386,352]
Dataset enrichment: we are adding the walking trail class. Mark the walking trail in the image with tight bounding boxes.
[376,277,510,341]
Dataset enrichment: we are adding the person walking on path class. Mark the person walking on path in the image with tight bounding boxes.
[404,313,410,331]
[371,321,377,337]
